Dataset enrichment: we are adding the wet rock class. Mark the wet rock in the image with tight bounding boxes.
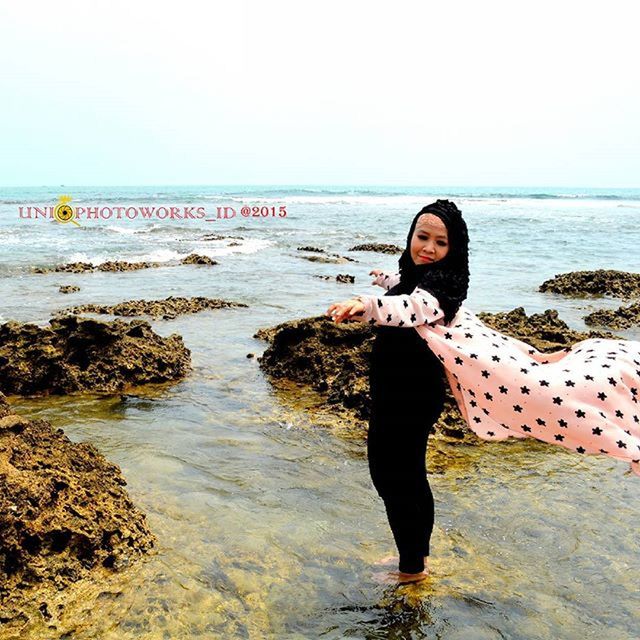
[180,254,218,266]
[477,307,618,352]
[336,274,355,284]
[227,242,241,247]
[56,296,247,320]
[300,254,356,264]
[199,233,244,241]
[59,286,80,294]
[255,308,621,444]
[33,261,163,274]
[297,246,325,253]
[583,302,640,330]
[0,393,155,631]
[349,243,402,254]
[0,316,191,396]
[539,269,640,298]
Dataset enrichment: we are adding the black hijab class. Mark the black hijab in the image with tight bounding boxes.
[387,200,470,326]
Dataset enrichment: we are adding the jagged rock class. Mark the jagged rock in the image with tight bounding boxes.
[0,393,155,632]
[349,243,402,254]
[539,269,640,298]
[300,254,356,264]
[255,308,622,445]
[0,316,191,396]
[59,286,80,294]
[583,302,640,329]
[56,296,247,320]
[33,261,162,274]
[336,274,355,284]
[297,246,325,253]
[180,254,218,266]
[199,234,244,241]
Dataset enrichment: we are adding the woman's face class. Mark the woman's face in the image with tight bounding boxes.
[410,213,450,265]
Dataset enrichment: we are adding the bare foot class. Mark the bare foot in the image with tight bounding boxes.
[371,569,429,585]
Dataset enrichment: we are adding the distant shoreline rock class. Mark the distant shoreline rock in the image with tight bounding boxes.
[56,296,248,321]
[59,285,80,294]
[0,316,191,396]
[539,269,640,298]
[0,393,155,633]
[33,261,163,274]
[349,243,402,254]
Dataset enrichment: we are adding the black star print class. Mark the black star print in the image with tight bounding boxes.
[575,409,586,418]
[539,380,549,387]
[398,321,405,327]
[576,447,586,453]
[615,410,624,418]
[631,388,637,396]
[554,434,565,441]
[531,362,540,367]
[584,374,594,380]
[482,408,490,416]
[377,299,383,307]
[368,318,376,325]
[454,357,463,365]
[403,300,408,308]
[410,313,416,323]
[558,419,568,427]
[470,353,478,359]
[484,392,493,401]
[602,364,611,368]
[608,377,617,386]
[468,389,475,397]
[470,400,478,408]
[465,332,473,338]
[481,370,490,378]
[386,314,392,322]
[521,424,532,432]
[616,440,627,449]
[492,355,501,362]
[599,448,608,454]
[445,332,452,340]
[536,418,546,426]
[499,386,508,394]
[473,416,481,423]
[553,397,563,405]
[437,354,445,362]
[592,427,603,435]
[597,392,607,401]
[487,431,495,436]
[520,386,530,394]
[513,404,523,413]
[565,380,575,387]
[520,368,529,374]
[599,411,607,419]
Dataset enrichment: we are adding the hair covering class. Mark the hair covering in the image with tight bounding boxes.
[387,199,470,325]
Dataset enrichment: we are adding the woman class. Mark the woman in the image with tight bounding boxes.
[327,199,470,584]
[327,200,640,582]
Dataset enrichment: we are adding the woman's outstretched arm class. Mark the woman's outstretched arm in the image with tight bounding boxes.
[326,286,444,327]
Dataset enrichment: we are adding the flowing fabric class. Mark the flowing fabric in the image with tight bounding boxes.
[357,271,640,477]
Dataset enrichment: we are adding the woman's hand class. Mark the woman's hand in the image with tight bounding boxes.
[326,298,366,324]
[369,269,383,285]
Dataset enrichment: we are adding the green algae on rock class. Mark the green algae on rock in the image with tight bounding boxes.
[180,254,218,265]
[0,393,155,633]
[55,296,247,321]
[0,316,191,396]
[539,269,640,299]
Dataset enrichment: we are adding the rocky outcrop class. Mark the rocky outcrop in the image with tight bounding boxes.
[349,243,402,254]
[255,308,621,442]
[56,296,247,321]
[477,307,618,351]
[583,302,640,330]
[0,393,155,632]
[58,286,80,294]
[33,261,163,274]
[297,246,325,253]
[0,316,191,396]
[180,254,218,266]
[539,269,640,298]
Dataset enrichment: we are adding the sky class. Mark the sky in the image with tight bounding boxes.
[1,0,639,187]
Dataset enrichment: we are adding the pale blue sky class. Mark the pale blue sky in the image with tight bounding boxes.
[1,0,638,187]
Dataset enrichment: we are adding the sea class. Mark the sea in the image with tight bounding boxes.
[1,185,639,639]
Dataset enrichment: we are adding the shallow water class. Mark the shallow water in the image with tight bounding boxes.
[2,187,640,638]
